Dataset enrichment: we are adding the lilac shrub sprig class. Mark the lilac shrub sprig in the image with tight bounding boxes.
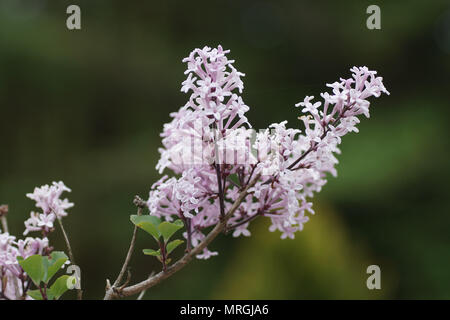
[228,67,390,236]
[149,46,389,248]
[1,46,388,300]
[104,45,388,299]
[24,181,79,295]
[0,182,76,300]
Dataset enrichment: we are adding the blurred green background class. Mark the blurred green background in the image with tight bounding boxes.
[1,0,449,299]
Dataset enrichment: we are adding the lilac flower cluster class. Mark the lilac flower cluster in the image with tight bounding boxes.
[24,181,73,236]
[0,232,48,299]
[0,182,72,299]
[147,46,389,259]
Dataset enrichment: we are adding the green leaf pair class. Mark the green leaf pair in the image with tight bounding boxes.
[27,275,71,300]
[142,239,184,257]
[130,215,184,242]
[130,215,185,266]
[18,251,71,300]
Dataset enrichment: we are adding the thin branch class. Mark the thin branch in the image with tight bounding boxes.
[104,196,145,299]
[286,148,315,171]
[57,217,82,300]
[215,163,226,219]
[104,173,261,300]
[118,270,132,290]
[212,122,226,219]
[244,164,257,188]
[39,284,47,300]
[185,218,192,252]
[227,211,262,231]
[287,103,353,171]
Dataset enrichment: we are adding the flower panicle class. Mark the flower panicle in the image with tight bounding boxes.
[147,46,389,258]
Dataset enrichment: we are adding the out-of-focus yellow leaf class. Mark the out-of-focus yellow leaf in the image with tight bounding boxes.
[213,204,393,299]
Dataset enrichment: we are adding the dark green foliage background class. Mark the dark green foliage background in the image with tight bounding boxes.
[0,0,449,299]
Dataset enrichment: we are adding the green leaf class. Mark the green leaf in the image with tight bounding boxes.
[48,275,70,300]
[27,289,55,300]
[18,255,45,286]
[130,215,161,241]
[43,251,68,283]
[27,289,44,300]
[158,220,183,242]
[227,174,241,188]
[166,239,184,255]
[142,248,161,256]
[132,214,161,227]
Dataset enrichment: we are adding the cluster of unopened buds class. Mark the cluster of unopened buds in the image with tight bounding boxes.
[1,45,389,300]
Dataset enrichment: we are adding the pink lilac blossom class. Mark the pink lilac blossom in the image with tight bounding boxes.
[26,181,73,218]
[156,45,251,175]
[0,181,72,299]
[0,230,49,299]
[146,45,389,259]
[23,181,73,236]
